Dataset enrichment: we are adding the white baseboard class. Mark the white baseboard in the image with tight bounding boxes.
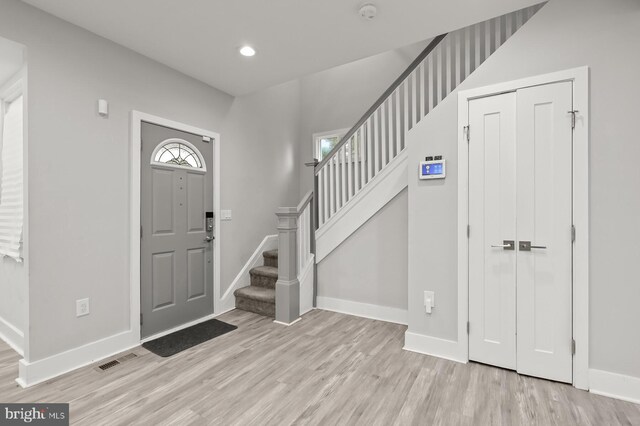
[316,150,408,262]
[589,369,640,405]
[316,296,407,325]
[17,330,138,388]
[0,316,24,356]
[219,234,278,313]
[403,331,467,364]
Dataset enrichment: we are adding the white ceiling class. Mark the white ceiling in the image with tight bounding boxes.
[21,0,542,96]
[0,37,24,88]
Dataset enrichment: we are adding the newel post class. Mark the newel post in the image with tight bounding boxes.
[275,207,300,324]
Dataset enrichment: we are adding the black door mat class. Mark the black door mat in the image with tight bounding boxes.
[143,319,237,357]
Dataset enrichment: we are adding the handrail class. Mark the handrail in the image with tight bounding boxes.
[296,190,314,214]
[314,33,447,174]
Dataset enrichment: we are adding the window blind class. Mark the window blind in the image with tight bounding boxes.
[0,95,24,261]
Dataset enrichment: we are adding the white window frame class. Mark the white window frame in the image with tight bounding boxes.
[312,128,349,162]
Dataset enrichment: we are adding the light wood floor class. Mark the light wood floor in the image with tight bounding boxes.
[1,309,639,425]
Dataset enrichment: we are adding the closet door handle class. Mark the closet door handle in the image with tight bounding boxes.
[519,241,546,251]
[491,240,515,250]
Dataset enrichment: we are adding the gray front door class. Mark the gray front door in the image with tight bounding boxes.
[141,122,214,338]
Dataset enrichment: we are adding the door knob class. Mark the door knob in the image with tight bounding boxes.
[519,241,546,251]
[491,240,515,250]
[204,236,214,243]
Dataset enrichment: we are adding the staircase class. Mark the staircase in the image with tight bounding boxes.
[234,249,278,317]
[313,4,543,262]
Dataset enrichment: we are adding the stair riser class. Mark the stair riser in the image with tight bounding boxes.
[250,273,277,289]
[263,256,278,268]
[236,297,275,318]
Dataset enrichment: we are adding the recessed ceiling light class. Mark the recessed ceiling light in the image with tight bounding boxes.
[239,46,256,57]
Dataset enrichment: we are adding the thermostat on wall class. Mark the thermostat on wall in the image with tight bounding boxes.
[419,156,446,180]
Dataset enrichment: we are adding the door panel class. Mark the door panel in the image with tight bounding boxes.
[516,82,573,383]
[187,173,205,233]
[141,122,214,338]
[152,252,175,309]
[187,248,206,300]
[468,92,517,370]
[152,169,175,235]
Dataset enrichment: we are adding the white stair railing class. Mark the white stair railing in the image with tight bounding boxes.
[314,4,542,229]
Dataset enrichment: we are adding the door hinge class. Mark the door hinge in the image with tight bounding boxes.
[467,321,470,334]
[467,225,470,238]
[140,313,143,326]
[571,225,576,243]
[140,226,143,239]
[464,125,470,142]
[568,110,578,129]
[571,338,576,355]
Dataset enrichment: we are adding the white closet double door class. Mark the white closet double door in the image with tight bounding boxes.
[468,82,573,383]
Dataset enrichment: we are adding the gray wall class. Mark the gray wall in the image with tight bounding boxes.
[219,80,301,295]
[0,36,26,343]
[407,0,640,378]
[298,41,427,313]
[318,189,408,310]
[0,0,300,362]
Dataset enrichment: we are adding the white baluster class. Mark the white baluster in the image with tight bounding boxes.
[436,43,443,105]
[464,26,471,80]
[475,23,481,70]
[419,62,425,121]
[387,95,394,159]
[427,52,437,114]
[322,167,328,225]
[329,155,335,216]
[347,137,353,200]
[373,109,380,174]
[360,126,366,189]
[318,169,324,227]
[395,89,401,155]
[403,80,409,147]
[367,118,373,182]
[381,101,387,167]
[341,145,347,207]
[454,31,461,89]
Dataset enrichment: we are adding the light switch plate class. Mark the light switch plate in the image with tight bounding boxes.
[76,298,90,317]
[424,291,435,307]
[221,210,232,221]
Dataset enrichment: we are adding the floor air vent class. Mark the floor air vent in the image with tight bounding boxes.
[98,360,120,371]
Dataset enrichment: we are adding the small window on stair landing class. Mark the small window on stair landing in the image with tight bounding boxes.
[151,138,207,172]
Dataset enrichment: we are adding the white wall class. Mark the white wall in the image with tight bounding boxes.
[297,40,429,197]
[317,189,408,311]
[0,0,301,363]
[407,0,640,379]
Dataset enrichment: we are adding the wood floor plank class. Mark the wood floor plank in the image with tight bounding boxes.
[0,309,638,425]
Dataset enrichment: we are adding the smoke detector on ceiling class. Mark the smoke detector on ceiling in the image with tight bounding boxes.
[359,4,378,21]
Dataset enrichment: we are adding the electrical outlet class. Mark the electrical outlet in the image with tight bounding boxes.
[76,298,90,317]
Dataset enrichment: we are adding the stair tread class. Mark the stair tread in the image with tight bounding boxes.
[263,249,278,259]
[234,286,275,303]
[250,265,278,278]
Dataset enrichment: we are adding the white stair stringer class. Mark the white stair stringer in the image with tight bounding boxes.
[316,149,407,262]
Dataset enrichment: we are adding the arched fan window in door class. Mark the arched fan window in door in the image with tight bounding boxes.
[150,138,206,171]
